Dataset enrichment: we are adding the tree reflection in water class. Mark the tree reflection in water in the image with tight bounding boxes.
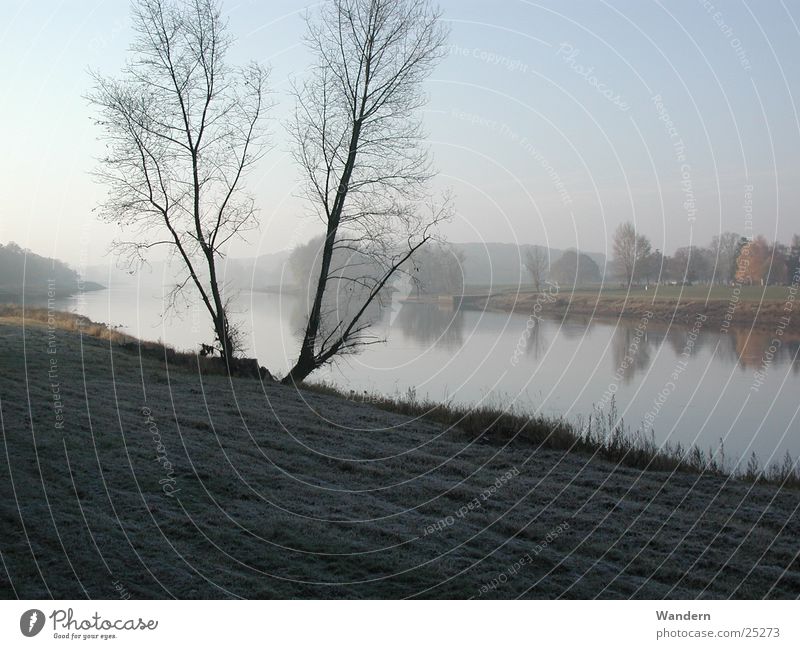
[390,302,464,350]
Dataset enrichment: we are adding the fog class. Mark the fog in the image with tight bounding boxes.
[2,1,799,269]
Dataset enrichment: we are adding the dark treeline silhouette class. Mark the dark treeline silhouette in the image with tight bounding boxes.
[0,241,95,298]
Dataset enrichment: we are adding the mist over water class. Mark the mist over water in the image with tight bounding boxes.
[53,285,800,466]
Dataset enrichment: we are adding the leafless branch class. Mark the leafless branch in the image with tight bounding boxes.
[87,0,271,368]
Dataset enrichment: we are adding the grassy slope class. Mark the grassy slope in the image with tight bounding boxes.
[1,321,799,599]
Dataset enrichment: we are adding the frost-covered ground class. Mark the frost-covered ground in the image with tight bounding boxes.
[1,321,798,599]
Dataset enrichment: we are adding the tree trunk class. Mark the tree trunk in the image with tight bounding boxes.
[281,357,316,385]
[284,219,339,385]
[203,239,237,373]
[283,120,363,384]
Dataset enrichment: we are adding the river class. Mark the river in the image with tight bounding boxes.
[51,284,800,467]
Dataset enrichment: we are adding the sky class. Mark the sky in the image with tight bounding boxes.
[1,0,799,268]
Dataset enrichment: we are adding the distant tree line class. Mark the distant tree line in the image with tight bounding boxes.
[611,222,800,288]
[0,241,79,294]
[521,224,800,290]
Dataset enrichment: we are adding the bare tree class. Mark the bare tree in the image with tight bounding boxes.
[613,221,651,287]
[710,231,740,284]
[524,246,549,292]
[671,246,712,284]
[88,0,270,371]
[283,0,450,385]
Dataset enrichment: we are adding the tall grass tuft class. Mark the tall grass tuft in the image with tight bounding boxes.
[303,383,800,489]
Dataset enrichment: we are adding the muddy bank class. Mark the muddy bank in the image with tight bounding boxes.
[486,291,799,333]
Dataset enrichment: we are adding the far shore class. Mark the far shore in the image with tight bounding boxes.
[0,280,105,303]
[410,283,800,333]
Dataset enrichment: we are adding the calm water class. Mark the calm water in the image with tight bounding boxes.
[53,285,800,466]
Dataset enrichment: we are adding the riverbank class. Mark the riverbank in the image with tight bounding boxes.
[1,310,798,598]
[480,284,800,332]
[0,281,106,303]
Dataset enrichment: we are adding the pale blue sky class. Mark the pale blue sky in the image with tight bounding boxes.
[1,0,799,267]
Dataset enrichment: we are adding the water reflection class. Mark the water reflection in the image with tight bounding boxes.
[390,302,464,350]
[610,323,653,384]
[525,320,549,360]
[604,316,800,379]
[723,328,800,371]
[558,315,593,340]
[391,301,800,382]
[663,322,713,359]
